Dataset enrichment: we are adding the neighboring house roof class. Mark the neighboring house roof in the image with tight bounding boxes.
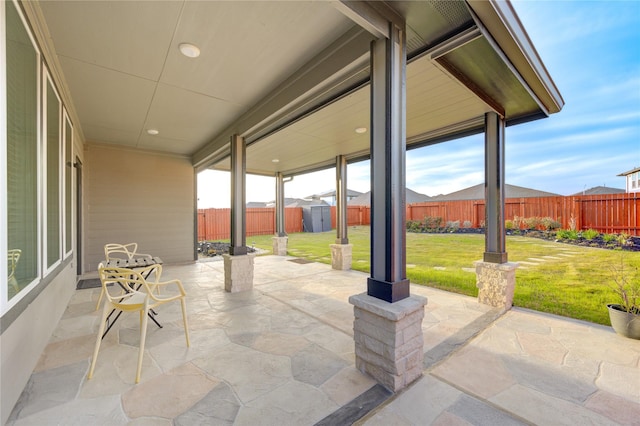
[617,166,640,176]
[246,201,268,208]
[571,186,626,196]
[287,199,329,207]
[263,197,329,208]
[429,183,560,201]
[311,189,363,199]
[348,188,430,206]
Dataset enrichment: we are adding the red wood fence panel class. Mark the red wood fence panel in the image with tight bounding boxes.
[285,208,303,234]
[198,207,304,240]
[405,193,639,235]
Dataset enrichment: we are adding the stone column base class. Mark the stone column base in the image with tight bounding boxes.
[474,261,518,310]
[272,236,288,256]
[223,253,255,293]
[349,292,427,392]
[330,243,352,270]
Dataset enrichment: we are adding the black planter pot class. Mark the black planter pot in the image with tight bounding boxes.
[607,304,640,339]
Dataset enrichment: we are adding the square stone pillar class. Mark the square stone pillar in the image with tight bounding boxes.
[330,243,352,270]
[272,236,288,256]
[474,261,518,310]
[223,253,255,293]
[349,293,427,392]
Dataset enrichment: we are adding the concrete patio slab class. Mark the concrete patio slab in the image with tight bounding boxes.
[6,255,640,425]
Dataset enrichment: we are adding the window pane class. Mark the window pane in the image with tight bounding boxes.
[46,80,60,268]
[65,118,72,253]
[6,0,39,299]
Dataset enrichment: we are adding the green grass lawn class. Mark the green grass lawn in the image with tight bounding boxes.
[244,226,640,325]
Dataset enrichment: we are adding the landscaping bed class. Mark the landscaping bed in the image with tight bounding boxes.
[197,241,258,257]
[505,229,640,252]
[407,217,640,251]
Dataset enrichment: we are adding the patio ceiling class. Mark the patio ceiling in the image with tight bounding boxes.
[31,0,563,177]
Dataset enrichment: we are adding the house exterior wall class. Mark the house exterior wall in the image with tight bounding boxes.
[1,262,76,422]
[625,172,639,193]
[1,1,86,422]
[84,144,196,272]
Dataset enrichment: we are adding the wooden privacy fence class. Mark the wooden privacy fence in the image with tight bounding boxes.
[197,193,639,240]
[198,208,303,241]
[407,193,639,235]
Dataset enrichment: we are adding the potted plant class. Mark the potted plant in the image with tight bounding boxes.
[607,256,640,339]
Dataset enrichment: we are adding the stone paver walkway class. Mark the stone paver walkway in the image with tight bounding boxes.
[6,255,640,425]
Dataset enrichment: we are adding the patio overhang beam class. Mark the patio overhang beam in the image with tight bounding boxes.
[334,1,404,40]
[192,26,374,169]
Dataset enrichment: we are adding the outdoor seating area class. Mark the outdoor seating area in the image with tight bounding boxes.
[7,256,640,425]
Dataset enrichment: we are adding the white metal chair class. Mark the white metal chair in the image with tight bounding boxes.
[88,263,190,384]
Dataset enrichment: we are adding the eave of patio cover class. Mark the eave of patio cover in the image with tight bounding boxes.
[205,0,564,179]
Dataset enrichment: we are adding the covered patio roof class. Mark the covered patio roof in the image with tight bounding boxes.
[29,0,563,177]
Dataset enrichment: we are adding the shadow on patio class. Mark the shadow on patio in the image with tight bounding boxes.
[7,256,640,425]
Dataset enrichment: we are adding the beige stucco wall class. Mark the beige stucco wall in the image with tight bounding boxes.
[83,144,195,272]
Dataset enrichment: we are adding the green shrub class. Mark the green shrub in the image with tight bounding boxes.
[603,233,617,243]
[463,220,472,229]
[556,229,579,240]
[407,220,422,233]
[617,232,631,246]
[505,220,514,230]
[423,216,443,230]
[582,229,600,240]
[524,217,541,230]
[446,220,460,231]
[541,217,562,231]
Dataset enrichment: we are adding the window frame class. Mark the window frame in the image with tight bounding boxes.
[63,110,73,258]
[42,69,62,276]
[2,0,43,313]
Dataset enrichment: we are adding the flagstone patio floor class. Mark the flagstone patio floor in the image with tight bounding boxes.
[6,255,640,425]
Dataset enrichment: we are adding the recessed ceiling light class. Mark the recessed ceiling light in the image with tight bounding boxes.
[355,127,367,134]
[179,43,200,58]
[272,159,280,163]
[147,129,159,135]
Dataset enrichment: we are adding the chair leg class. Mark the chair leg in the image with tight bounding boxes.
[88,303,110,379]
[180,298,190,347]
[136,307,149,384]
[95,287,105,311]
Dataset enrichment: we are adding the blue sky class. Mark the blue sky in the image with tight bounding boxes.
[198,0,640,208]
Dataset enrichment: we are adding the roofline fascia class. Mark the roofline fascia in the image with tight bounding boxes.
[466,0,564,115]
[617,167,640,176]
